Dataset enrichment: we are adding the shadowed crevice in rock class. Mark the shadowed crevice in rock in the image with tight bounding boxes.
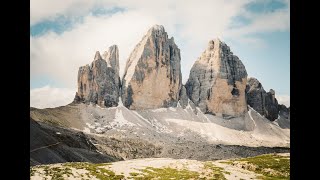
[123,84,134,108]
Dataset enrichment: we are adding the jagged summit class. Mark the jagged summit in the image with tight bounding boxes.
[73,25,287,122]
[247,77,263,90]
[150,24,165,32]
[30,24,290,173]
[75,45,121,107]
[186,39,247,117]
[121,25,182,110]
[103,45,119,74]
[94,51,102,61]
[246,77,281,121]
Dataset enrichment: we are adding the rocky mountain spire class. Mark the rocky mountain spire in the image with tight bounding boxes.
[246,77,280,121]
[94,51,102,61]
[185,39,248,117]
[121,25,182,109]
[75,45,121,107]
[103,45,119,76]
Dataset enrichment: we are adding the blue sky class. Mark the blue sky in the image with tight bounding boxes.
[30,0,290,108]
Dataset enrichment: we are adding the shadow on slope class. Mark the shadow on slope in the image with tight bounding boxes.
[30,118,122,166]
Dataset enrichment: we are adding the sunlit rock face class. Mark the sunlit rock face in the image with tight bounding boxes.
[121,25,182,110]
[75,45,120,107]
[186,39,248,117]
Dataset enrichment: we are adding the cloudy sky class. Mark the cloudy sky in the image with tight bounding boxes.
[30,0,290,108]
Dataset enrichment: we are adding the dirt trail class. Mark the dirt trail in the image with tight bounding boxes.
[30,142,61,153]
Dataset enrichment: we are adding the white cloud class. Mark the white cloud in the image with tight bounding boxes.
[30,0,118,25]
[30,86,76,109]
[30,0,290,108]
[31,11,157,88]
[276,94,290,107]
[226,8,290,38]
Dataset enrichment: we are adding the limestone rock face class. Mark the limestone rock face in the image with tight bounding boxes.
[103,45,120,78]
[75,45,120,107]
[121,25,182,110]
[246,77,279,121]
[185,39,248,117]
[278,104,290,120]
[245,77,265,114]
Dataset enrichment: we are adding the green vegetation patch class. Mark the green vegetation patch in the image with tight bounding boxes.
[203,162,228,180]
[30,165,72,180]
[63,162,124,180]
[128,167,200,180]
[30,162,124,180]
[30,168,36,176]
[232,154,290,180]
[128,162,227,180]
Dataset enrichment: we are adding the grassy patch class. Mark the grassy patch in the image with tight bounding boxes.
[203,162,228,180]
[219,161,233,165]
[30,165,72,179]
[127,162,227,180]
[31,162,124,180]
[128,167,200,180]
[63,162,124,180]
[232,154,290,180]
[30,168,36,176]
[129,172,140,177]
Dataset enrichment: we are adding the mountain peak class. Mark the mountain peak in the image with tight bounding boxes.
[186,38,247,117]
[108,44,118,51]
[103,45,119,73]
[76,46,120,107]
[206,38,223,51]
[213,38,222,44]
[246,77,279,121]
[122,24,181,110]
[150,24,165,32]
[94,51,102,61]
[147,25,166,37]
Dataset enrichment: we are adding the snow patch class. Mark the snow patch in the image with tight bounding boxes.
[132,111,151,124]
[117,96,124,107]
[96,150,104,154]
[152,108,167,112]
[95,127,105,133]
[184,99,195,113]
[83,127,90,133]
[177,101,182,108]
[273,120,280,127]
[248,109,257,128]
[111,108,135,127]
[95,104,105,109]
[249,106,265,119]
[86,123,95,129]
[164,118,283,147]
[55,132,61,135]
[151,118,172,133]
